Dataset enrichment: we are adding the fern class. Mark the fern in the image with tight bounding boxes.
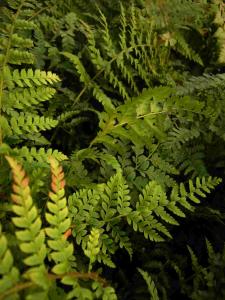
[138,268,159,300]
[69,170,221,261]
[84,228,101,271]
[0,0,62,168]
[5,156,48,288]
[46,157,74,275]
[0,1,224,299]
[178,239,225,300]
[68,172,133,264]
[0,156,115,299]
[0,224,20,295]
[62,3,172,109]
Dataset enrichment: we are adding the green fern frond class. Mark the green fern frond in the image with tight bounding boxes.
[170,177,221,212]
[127,176,221,242]
[180,155,207,177]
[150,153,179,175]
[0,2,37,67]
[138,268,159,300]
[93,282,117,300]
[0,0,61,147]
[84,228,101,271]
[3,86,56,110]
[60,12,77,52]
[177,73,225,95]
[172,32,203,65]
[187,245,201,272]
[98,5,139,95]
[91,86,203,147]
[62,51,115,111]
[127,181,173,242]
[213,1,225,63]
[146,166,177,188]
[68,172,133,261]
[9,113,58,135]
[72,147,121,171]
[81,18,130,101]
[62,3,172,108]
[165,126,200,149]
[3,67,60,88]
[11,33,34,48]
[0,224,20,295]
[8,49,34,65]
[13,146,68,163]
[205,238,216,262]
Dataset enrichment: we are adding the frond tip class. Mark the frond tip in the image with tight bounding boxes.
[49,157,66,193]
[5,155,30,204]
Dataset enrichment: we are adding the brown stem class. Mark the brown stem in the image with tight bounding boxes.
[0,271,108,300]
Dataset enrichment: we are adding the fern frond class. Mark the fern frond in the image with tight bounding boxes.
[170,177,221,212]
[45,158,75,275]
[127,176,221,242]
[68,172,133,261]
[172,32,203,65]
[150,153,179,175]
[138,268,159,300]
[0,3,37,67]
[165,126,200,149]
[8,49,34,65]
[84,228,101,271]
[205,238,216,262]
[13,146,68,163]
[146,166,177,188]
[60,12,77,53]
[187,246,201,272]
[0,224,20,295]
[213,1,225,63]
[177,73,225,95]
[62,51,115,111]
[181,156,207,177]
[11,33,34,49]
[5,156,48,287]
[98,5,139,94]
[9,113,58,135]
[127,181,173,242]
[3,67,60,88]
[3,86,56,110]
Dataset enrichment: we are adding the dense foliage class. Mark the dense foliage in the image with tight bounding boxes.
[1,0,225,299]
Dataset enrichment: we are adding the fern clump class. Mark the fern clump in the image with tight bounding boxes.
[0,1,225,299]
[69,170,221,265]
[0,0,65,168]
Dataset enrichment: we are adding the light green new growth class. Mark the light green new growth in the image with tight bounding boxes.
[84,228,101,271]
